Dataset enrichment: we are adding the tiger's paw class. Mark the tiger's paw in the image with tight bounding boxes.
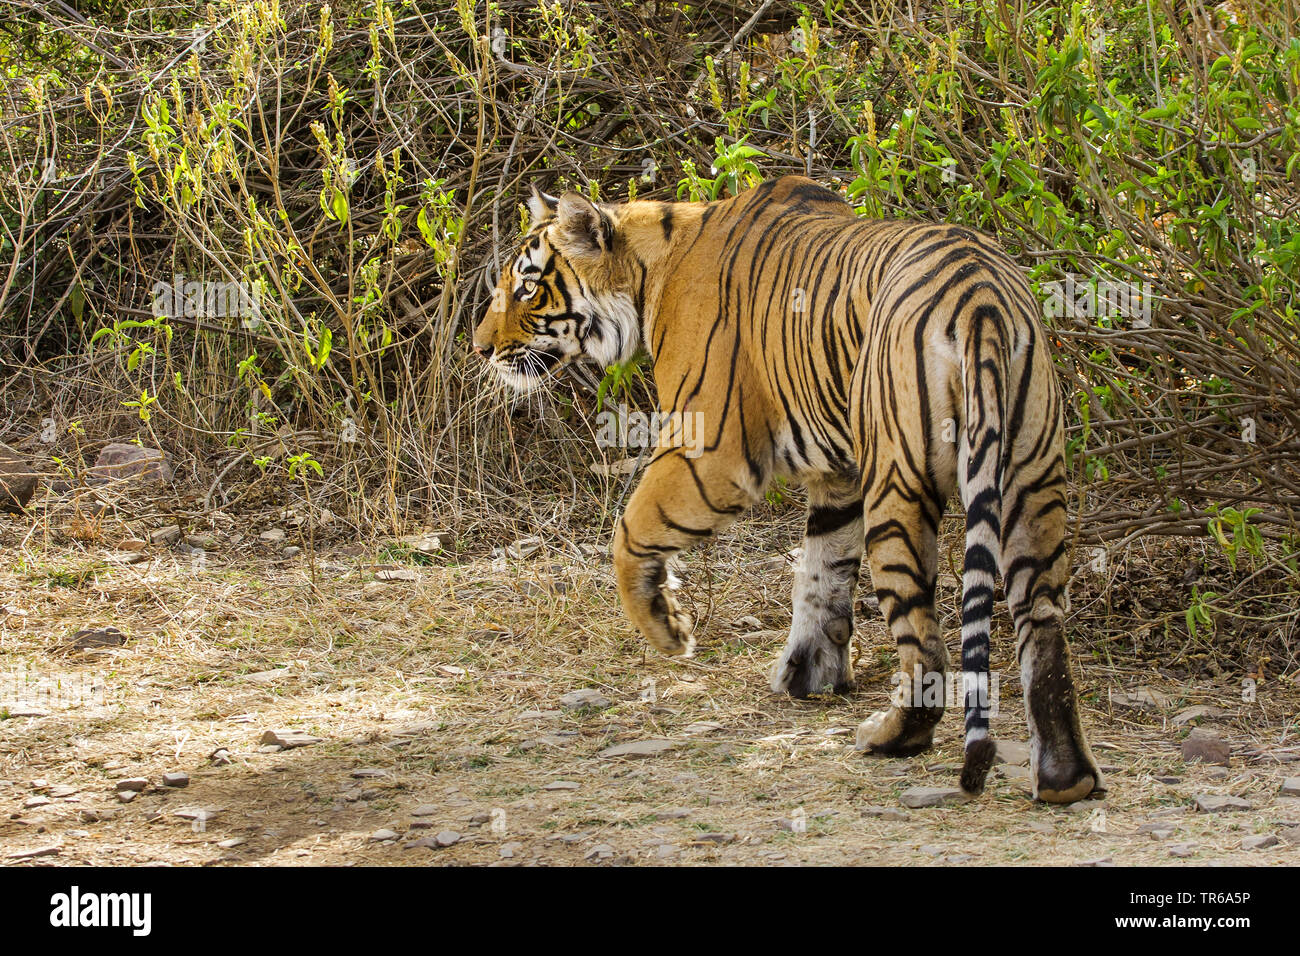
[644,589,695,658]
[1033,749,1105,804]
[855,705,942,756]
[769,637,853,699]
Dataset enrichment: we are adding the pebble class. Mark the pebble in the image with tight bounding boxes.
[260,729,323,749]
[1240,834,1279,850]
[369,829,400,842]
[1167,843,1197,858]
[410,804,439,816]
[1181,731,1230,766]
[899,786,970,809]
[116,791,137,804]
[1194,794,1252,813]
[259,528,286,543]
[282,546,301,559]
[115,777,149,792]
[435,830,461,847]
[48,785,79,798]
[861,805,909,821]
[1281,777,1300,797]
[374,568,418,582]
[543,780,581,791]
[560,688,613,711]
[599,739,678,759]
[584,843,615,860]
[6,845,61,860]
[500,842,522,858]
[162,772,190,788]
[23,797,50,809]
[994,740,1030,766]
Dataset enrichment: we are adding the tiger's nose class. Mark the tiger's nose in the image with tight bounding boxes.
[473,342,493,359]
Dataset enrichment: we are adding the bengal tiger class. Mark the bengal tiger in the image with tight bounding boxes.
[472,176,1103,803]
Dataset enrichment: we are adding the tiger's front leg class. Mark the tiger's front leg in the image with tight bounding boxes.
[770,477,863,697]
[613,452,752,657]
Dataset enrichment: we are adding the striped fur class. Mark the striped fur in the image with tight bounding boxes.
[473,176,1103,802]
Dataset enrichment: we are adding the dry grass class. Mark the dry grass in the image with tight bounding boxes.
[1,490,1298,867]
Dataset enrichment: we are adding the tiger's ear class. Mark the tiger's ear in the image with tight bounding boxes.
[554,193,613,259]
[527,185,558,226]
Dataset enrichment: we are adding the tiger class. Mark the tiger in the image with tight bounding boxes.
[472,175,1103,803]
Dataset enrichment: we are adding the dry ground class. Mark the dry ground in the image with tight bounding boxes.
[2,499,1299,867]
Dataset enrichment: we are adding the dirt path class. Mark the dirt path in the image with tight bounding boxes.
[2,529,1298,866]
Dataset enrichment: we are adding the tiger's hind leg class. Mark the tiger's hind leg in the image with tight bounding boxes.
[770,476,863,698]
[854,493,949,756]
[1003,460,1104,803]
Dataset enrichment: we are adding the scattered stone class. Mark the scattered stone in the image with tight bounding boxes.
[150,525,182,545]
[655,809,691,820]
[1148,827,1175,841]
[161,772,190,788]
[1279,827,1300,846]
[1111,686,1171,710]
[259,528,286,543]
[28,779,48,790]
[410,804,439,817]
[434,830,461,847]
[998,764,1031,782]
[994,740,1030,766]
[115,777,149,792]
[260,729,323,749]
[506,536,542,559]
[1078,857,1113,867]
[1281,777,1300,797]
[244,668,290,683]
[861,805,909,821]
[209,748,232,766]
[499,842,521,858]
[1240,834,1279,850]
[599,738,678,759]
[1155,776,1181,785]
[23,796,50,809]
[919,844,945,857]
[655,844,680,859]
[1167,843,1197,858]
[585,843,615,860]
[173,808,222,823]
[1023,821,1055,834]
[282,546,301,559]
[1172,705,1225,726]
[78,809,102,823]
[369,828,400,842]
[374,568,418,582]
[0,442,39,512]
[63,627,127,653]
[1181,730,1231,766]
[118,538,148,552]
[117,790,137,804]
[684,721,725,736]
[217,838,245,849]
[88,443,173,483]
[4,708,48,718]
[899,786,970,809]
[560,688,613,711]
[350,768,387,779]
[543,781,580,791]
[6,844,61,860]
[823,727,854,737]
[1194,794,1252,813]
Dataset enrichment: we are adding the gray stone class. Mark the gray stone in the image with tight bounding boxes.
[1112,686,1171,710]
[116,790,137,804]
[543,780,580,791]
[6,844,61,860]
[259,528,287,543]
[1194,794,1252,813]
[1167,843,1197,858]
[1280,777,1300,797]
[161,772,190,788]
[115,777,149,792]
[23,796,50,809]
[374,568,417,582]
[861,805,909,821]
[1240,834,1279,850]
[350,768,388,779]
[0,443,39,512]
[1181,730,1231,766]
[500,842,522,858]
[410,804,439,816]
[994,740,1030,766]
[260,729,323,749]
[368,828,400,842]
[282,546,301,559]
[585,843,616,859]
[434,830,461,847]
[599,738,678,759]
[560,688,613,711]
[899,786,970,809]
[1148,827,1175,841]
[87,443,172,483]
[48,785,78,798]
[1172,705,1225,726]
[150,525,182,545]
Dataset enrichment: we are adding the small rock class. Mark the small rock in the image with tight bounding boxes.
[1172,705,1225,726]
[0,442,39,512]
[23,797,50,809]
[860,805,909,821]
[150,525,182,545]
[1181,730,1231,766]
[1112,686,1171,710]
[584,843,615,860]
[118,538,148,552]
[173,808,222,823]
[543,780,580,791]
[48,785,78,798]
[260,729,323,749]
[655,844,680,858]
[507,537,542,559]
[410,804,439,817]
[161,772,190,788]
[998,764,1031,782]
[994,740,1030,766]
[1155,776,1181,785]
[350,768,388,779]
[655,809,691,820]
[78,809,101,823]
[374,568,418,582]
[1240,834,1279,850]
[599,739,678,759]
[217,838,245,849]
[117,790,137,804]
[64,627,126,652]
[282,546,301,559]
[560,688,613,711]
[369,828,400,842]
[899,786,970,809]
[259,528,287,543]
[6,844,61,860]
[88,443,172,483]
[1167,843,1197,858]
[209,748,232,766]
[1148,827,1175,841]
[684,721,725,736]
[499,842,521,858]
[434,830,461,847]
[1194,794,1252,813]
[115,777,149,792]
[1281,777,1300,797]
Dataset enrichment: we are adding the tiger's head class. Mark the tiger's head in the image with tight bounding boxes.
[473,187,641,393]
